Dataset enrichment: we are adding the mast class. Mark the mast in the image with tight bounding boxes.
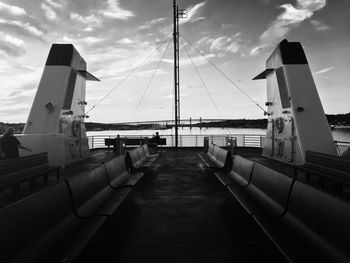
[173,0,180,148]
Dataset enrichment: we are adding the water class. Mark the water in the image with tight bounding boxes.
[87,127,267,137]
[87,127,350,149]
[87,127,350,141]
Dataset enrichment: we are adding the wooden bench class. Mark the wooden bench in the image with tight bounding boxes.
[254,181,350,262]
[0,154,144,262]
[205,143,232,170]
[105,138,166,149]
[148,138,166,145]
[103,154,143,187]
[215,155,255,187]
[65,164,133,218]
[125,146,148,172]
[0,152,60,195]
[227,162,294,217]
[0,181,106,263]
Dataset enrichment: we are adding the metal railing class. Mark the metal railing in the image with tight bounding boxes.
[87,134,350,155]
[87,134,266,149]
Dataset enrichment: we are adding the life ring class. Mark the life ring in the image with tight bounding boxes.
[275,118,284,133]
[72,120,80,137]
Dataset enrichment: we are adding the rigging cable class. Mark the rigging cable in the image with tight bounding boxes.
[180,38,223,119]
[180,33,267,115]
[180,37,232,135]
[86,34,172,115]
[130,38,172,121]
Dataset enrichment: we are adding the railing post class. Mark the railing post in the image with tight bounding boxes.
[243,134,245,147]
[92,136,94,149]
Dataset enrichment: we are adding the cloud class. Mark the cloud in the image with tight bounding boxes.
[249,44,266,56]
[179,1,206,25]
[70,12,101,24]
[314,66,334,75]
[2,34,24,47]
[259,0,326,44]
[61,35,105,47]
[259,0,271,4]
[210,36,242,53]
[194,35,243,55]
[45,0,64,9]
[134,68,168,78]
[116,38,134,44]
[311,20,330,31]
[298,0,326,12]
[0,42,25,57]
[162,54,215,67]
[0,1,26,16]
[139,17,167,30]
[0,19,44,38]
[100,0,134,20]
[41,3,57,20]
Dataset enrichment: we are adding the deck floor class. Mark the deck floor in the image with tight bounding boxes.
[74,149,286,263]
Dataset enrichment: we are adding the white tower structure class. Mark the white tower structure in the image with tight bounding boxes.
[20,44,99,167]
[254,39,338,165]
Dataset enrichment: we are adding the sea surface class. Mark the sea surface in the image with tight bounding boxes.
[87,127,350,142]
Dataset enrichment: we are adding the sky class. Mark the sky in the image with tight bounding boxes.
[0,0,349,123]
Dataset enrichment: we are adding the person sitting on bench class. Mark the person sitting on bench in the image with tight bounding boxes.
[149,132,160,153]
[153,132,160,142]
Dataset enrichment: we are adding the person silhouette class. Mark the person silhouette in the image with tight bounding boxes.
[0,127,32,159]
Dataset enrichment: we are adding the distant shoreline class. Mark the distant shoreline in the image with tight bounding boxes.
[1,113,349,133]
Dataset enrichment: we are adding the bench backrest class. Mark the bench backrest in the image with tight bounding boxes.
[142,144,151,157]
[287,181,350,260]
[231,155,255,184]
[207,143,215,156]
[250,162,293,213]
[305,151,350,173]
[104,155,129,188]
[66,165,110,217]
[0,152,48,175]
[125,147,147,170]
[0,182,74,262]
[123,138,143,146]
[148,138,166,145]
[212,145,232,169]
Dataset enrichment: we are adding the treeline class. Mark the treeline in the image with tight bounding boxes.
[1,113,349,133]
[325,113,350,126]
[196,119,268,129]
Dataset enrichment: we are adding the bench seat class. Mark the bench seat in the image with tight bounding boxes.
[0,182,106,263]
[0,152,60,195]
[215,155,255,187]
[66,165,132,218]
[206,144,232,170]
[253,181,350,263]
[227,162,293,217]
[125,147,148,171]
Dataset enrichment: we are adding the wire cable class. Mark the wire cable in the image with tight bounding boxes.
[180,33,267,114]
[86,34,172,115]
[180,37,232,135]
[130,38,172,121]
[180,38,223,119]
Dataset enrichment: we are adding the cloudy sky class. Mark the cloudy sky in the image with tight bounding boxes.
[0,0,349,123]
